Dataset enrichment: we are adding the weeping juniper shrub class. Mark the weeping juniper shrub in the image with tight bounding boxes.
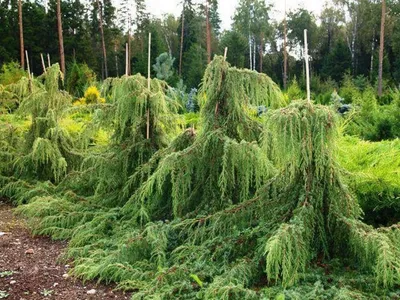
[14,57,400,299]
[1,65,81,202]
[17,56,284,298]
[263,100,400,290]
[0,77,31,175]
[0,115,24,179]
[38,56,282,298]
[122,56,285,219]
[75,74,181,206]
[16,73,183,241]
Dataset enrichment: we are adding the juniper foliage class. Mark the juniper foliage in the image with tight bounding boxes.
[263,101,400,288]
[10,57,400,299]
[74,74,181,206]
[16,57,284,298]
[0,64,80,190]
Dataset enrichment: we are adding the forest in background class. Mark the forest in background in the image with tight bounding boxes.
[1,0,400,93]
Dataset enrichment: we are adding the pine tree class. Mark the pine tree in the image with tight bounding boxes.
[378,0,385,97]
[134,0,148,34]
[18,0,24,69]
[57,0,65,75]
[119,0,133,75]
[97,0,108,78]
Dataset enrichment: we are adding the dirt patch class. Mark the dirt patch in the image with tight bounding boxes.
[0,201,130,300]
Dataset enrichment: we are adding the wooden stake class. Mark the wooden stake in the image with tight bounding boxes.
[125,43,128,76]
[304,29,310,103]
[47,53,51,67]
[128,26,131,75]
[25,50,31,79]
[40,53,47,74]
[25,50,32,92]
[146,32,152,140]
[223,47,228,61]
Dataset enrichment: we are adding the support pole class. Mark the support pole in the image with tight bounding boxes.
[25,50,31,79]
[146,32,152,140]
[304,29,310,103]
[125,43,128,76]
[223,47,228,61]
[47,53,51,68]
[40,53,46,74]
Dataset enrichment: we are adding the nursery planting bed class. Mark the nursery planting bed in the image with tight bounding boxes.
[0,200,130,300]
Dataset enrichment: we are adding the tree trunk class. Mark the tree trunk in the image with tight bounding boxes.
[346,13,357,75]
[97,0,108,79]
[249,33,252,70]
[128,15,131,75]
[18,0,24,69]
[206,1,211,63]
[378,0,385,97]
[57,0,65,75]
[253,37,256,71]
[179,4,185,77]
[114,41,119,77]
[259,33,264,73]
[283,1,287,89]
[370,29,375,80]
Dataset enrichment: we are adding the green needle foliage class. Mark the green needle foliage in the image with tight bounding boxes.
[16,56,285,298]
[10,57,400,299]
[74,74,181,205]
[263,101,400,289]
[1,64,79,190]
[338,136,400,226]
[123,56,284,219]
[15,73,183,242]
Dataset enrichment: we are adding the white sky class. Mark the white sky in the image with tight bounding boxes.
[140,0,327,30]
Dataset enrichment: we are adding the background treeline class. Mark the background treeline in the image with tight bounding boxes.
[1,0,400,92]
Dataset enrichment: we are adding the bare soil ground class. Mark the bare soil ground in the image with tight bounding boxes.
[0,200,131,300]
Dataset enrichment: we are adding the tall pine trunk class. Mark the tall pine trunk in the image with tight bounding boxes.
[179,4,185,77]
[370,29,375,80]
[253,37,256,71]
[114,41,119,77]
[127,15,131,75]
[283,1,287,89]
[57,0,65,75]
[97,0,108,79]
[259,33,264,73]
[378,0,385,97]
[206,1,211,63]
[18,0,24,69]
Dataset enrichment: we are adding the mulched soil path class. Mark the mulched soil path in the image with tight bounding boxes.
[0,200,131,300]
